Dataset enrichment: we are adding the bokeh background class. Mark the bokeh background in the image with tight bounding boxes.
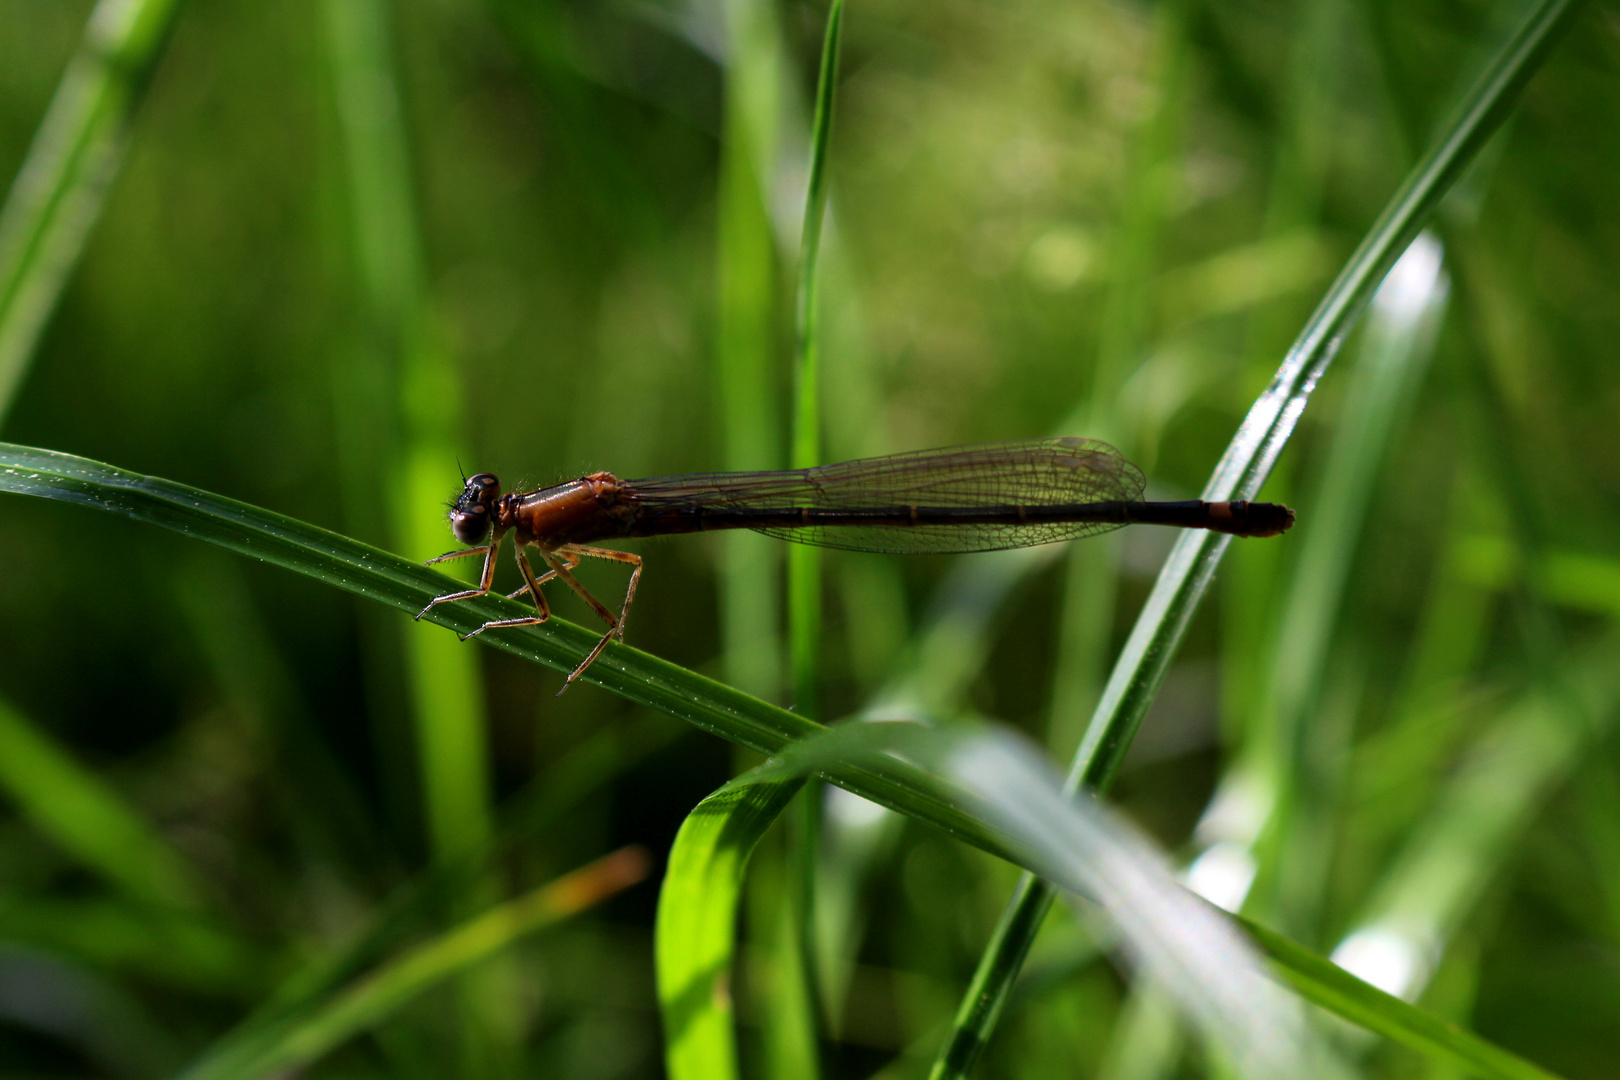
[1,0,1619,1076]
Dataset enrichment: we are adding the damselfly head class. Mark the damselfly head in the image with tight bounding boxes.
[449,473,501,544]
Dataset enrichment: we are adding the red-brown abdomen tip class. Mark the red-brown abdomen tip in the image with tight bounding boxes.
[1247,501,1295,537]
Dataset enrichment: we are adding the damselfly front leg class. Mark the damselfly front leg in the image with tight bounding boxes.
[458,548,584,641]
[415,531,506,619]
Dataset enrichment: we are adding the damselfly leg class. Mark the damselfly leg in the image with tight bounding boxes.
[422,534,645,690]
[415,532,505,618]
[535,546,644,690]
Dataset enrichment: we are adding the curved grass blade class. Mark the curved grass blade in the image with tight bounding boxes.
[0,441,1579,1074]
[932,2,1582,1074]
[657,778,804,1080]
[0,0,181,424]
[0,441,816,750]
[1240,915,1563,1080]
[1221,233,1448,928]
[740,721,1332,1080]
[0,441,994,847]
[175,847,648,1080]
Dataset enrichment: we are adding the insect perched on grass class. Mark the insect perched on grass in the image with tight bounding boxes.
[417,437,1295,688]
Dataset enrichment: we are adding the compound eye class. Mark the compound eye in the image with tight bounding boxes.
[468,473,499,494]
[451,503,491,545]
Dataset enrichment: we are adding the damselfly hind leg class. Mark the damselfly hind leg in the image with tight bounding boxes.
[563,546,644,644]
[539,546,644,692]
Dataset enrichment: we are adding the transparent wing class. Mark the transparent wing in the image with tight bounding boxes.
[623,438,1145,554]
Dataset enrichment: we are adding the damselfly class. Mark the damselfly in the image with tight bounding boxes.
[417,438,1294,687]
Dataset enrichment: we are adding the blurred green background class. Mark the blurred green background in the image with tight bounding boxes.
[1,0,1619,1076]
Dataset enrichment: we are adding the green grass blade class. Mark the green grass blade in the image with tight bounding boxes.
[1238,915,1565,1080]
[935,0,1582,1072]
[0,442,989,847]
[0,441,820,751]
[176,847,648,1080]
[1202,234,1448,934]
[321,0,494,870]
[780,4,845,1068]
[0,0,181,423]
[787,0,843,720]
[742,722,1332,1080]
[0,443,1580,1076]
[715,0,785,698]
[0,694,206,911]
[657,778,804,1080]
[1074,0,1577,800]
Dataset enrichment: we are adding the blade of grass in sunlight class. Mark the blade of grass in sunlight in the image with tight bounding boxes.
[1186,233,1449,942]
[175,847,649,1080]
[742,722,1334,1080]
[0,0,181,424]
[0,695,206,911]
[321,0,494,873]
[778,3,844,1067]
[657,778,804,1080]
[929,1,1582,1074]
[0,442,970,840]
[0,442,1582,1074]
[715,0,785,699]
[1242,915,1564,1080]
[788,0,841,721]
[321,1,510,1066]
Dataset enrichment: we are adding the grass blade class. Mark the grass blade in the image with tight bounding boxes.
[176,847,648,1080]
[743,722,1332,1080]
[788,0,843,719]
[0,443,1580,1074]
[657,778,804,1080]
[1196,233,1449,932]
[715,0,785,698]
[0,0,181,423]
[933,0,1583,1073]
[1240,915,1565,1080]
